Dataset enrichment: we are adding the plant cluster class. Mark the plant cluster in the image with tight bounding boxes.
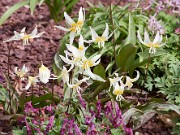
[0,0,180,135]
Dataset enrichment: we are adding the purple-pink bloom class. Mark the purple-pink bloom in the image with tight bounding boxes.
[86,123,97,135]
[25,119,32,135]
[24,101,38,114]
[96,99,102,118]
[77,90,86,109]
[45,116,54,134]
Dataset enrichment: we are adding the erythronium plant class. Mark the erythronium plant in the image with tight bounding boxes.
[90,23,114,48]
[137,30,165,54]
[55,7,85,45]
[4,25,45,45]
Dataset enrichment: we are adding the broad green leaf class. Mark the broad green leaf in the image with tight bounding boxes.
[93,64,106,79]
[0,1,29,25]
[122,108,143,125]
[115,44,137,72]
[134,111,156,130]
[125,13,136,45]
[30,0,38,15]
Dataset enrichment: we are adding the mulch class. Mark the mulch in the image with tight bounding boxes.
[0,0,173,134]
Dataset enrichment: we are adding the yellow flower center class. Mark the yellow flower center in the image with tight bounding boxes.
[22,34,32,40]
[69,26,76,32]
[77,21,83,27]
[147,43,160,48]
[95,36,106,43]
[82,60,93,69]
[17,71,26,78]
[70,21,84,32]
[40,65,48,72]
[113,89,124,95]
[78,45,84,51]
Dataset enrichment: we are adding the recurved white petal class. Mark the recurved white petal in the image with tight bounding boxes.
[90,27,99,40]
[153,31,160,44]
[84,68,105,82]
[144,30,151,44]
[70,31,76,45]
[55,26,70,32]
[78,7,85,22]
[137,30,147,45]
[64,12,75,26]
[102,23,109,39]
[90,54,101,66]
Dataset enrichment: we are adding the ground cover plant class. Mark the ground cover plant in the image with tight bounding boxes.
[0,0,180,134]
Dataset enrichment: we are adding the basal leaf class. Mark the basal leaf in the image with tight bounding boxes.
[0,1,29,25]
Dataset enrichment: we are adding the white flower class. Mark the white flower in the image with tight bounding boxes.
[124,70,140,89]
[109,73,123,88]
[59,66,70,84]
[55,7,85,45]
[80,55,105,82]
[39,63,51,84]
[137,30,164,54]
[113,83,125,101]
[4,26,45,45]
[90,23,114,48]
[68,77,89,92]
[25,76,39,90]
[14,64,29,78]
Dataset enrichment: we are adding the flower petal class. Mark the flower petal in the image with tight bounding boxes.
[78,7,85,22]
[137,30,147,45]
[102,23,109,39]
[90,27,99,40]
[144,30,151,44]
[90,54,101,66]
[84,68,105,82]
[55,26,70,32]
[70,32,76,45]
[64,12,75,26]
[153,31,160,44]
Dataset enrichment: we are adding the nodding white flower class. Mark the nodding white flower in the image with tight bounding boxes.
[113,83,125,101]
[39,63,51,84]
[59,66,70,84]
[68,77,89,92]
[124,70,140,89]
[109,73,123,88]
[137,30,164,54]
[25,76,39,90]
[90,23,114,48]
[80,55,105,82]
[4,26,45,45]
[55,7,85,45]
[14,64,29,78]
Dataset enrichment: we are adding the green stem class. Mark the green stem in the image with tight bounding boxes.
[90,80,109,98]
[109,2,116,59]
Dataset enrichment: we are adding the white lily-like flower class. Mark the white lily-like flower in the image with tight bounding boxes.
[39,63,51,84]
[25,76,39,90]
[124,70,140,89]
[4,26,45,45]
[80,55,105,82]
[68,77,89,92]
[14,64,29,79]
[109,73,123,88]
[59,66,70,84]
[90,23,114,48]
[137,30,164,54]
[60,45,86,70]
[113,83,125,101]
[55,7,85,45]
